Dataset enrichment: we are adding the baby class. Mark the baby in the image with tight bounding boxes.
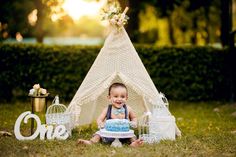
[77,82,143,147]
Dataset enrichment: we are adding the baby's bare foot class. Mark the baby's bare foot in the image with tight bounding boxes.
[130,139,143,147]
[77,139,93,145]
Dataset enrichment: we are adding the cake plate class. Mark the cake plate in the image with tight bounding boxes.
[98,129,135,147]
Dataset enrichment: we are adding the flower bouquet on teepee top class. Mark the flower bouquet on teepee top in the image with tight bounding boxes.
[101,2,129,29]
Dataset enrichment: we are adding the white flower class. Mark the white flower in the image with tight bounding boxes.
[118,18,124,23]
[109,18,116,25]
[113,15,119,20]
[33,84,40,90]
[101,4,129,29]
[30,84,47,96]
[117,21,123,27]
[40,88,47,95]
[109,6,117,13]
[29,89,35,95]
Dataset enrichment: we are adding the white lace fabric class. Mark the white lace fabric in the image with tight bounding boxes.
[66,27,180,136]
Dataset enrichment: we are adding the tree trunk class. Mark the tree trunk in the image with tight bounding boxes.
[126,0,141,42]
[204,7,210,44]
[220,0,232,47]
[204,23,210,44]
[34,0,46,43]
[191,16,198,45]
[167,15,176,45]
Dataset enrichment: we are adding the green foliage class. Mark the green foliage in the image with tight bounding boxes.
[138,0,221,45]
[0,43,231,101]
[0,43,98,101]
[135,45,230,101]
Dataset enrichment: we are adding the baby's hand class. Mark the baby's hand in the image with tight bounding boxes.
[98,122,105,129]
[130,121,137,128]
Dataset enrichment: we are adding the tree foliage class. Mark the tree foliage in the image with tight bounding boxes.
[0,0,230,46]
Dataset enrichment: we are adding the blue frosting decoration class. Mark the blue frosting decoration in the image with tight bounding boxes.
[105,119,130,132]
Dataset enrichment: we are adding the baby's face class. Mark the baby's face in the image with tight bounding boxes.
[108,86,128,108]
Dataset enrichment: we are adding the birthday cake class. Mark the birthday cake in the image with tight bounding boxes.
[105,119,130,132]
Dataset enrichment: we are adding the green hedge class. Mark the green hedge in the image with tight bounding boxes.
[0,43,233,101]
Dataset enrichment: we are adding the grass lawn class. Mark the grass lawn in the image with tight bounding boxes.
[0,101,236,157]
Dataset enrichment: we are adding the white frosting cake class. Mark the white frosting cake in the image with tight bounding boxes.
[105,119,130,132]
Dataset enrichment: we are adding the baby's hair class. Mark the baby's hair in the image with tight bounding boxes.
[108,82,128,96]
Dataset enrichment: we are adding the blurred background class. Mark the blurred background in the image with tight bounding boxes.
[0,0,236,102]
[0,0,235,47]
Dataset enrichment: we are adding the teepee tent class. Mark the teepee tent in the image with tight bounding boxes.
[67,26,180,136]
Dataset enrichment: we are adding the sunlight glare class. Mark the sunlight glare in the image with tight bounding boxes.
[63,0,106,20]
